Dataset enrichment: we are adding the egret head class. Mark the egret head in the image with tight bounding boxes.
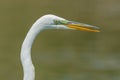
[38,14,100,32]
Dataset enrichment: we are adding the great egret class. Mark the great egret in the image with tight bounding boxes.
[21,14,100,80]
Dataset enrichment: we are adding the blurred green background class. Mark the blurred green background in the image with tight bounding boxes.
[0,0,120,80]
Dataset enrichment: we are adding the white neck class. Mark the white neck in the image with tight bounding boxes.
[21,20,43,80]
[20,14,68,80]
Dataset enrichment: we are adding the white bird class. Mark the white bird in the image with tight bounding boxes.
[21,14,100,80]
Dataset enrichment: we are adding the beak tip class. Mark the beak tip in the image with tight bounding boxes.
[95,30,100,32]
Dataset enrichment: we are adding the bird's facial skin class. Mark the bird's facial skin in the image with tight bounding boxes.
[54,20,100,32]
[54,20,69,25]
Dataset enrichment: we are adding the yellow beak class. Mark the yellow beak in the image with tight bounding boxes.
[66,21,100,32]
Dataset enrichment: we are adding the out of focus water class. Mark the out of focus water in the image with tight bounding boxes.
[0,0,120,80]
